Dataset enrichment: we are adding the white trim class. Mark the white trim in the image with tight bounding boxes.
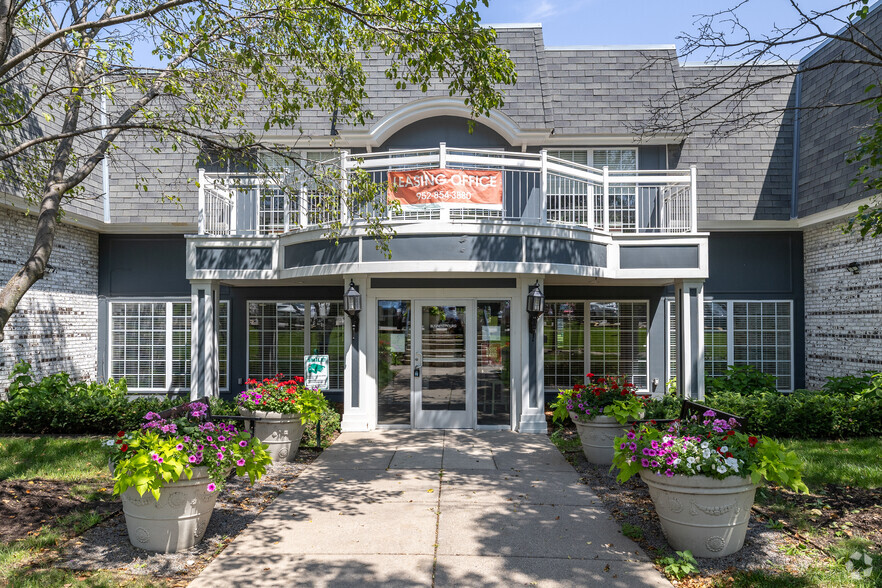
[547,44,676,51]
[337,96,551,147]
[482,22,542,29]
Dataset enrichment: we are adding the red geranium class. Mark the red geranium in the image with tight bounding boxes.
[748,436,759,447]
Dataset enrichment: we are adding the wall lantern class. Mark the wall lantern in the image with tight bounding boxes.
[526,280,545,336]
[846,262,861,275]
[343,280,362,332]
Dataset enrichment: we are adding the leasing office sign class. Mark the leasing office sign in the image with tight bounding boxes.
[387,168,503,209]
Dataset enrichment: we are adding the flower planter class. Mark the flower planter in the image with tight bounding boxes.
[120,466,217,553]
[569,411,632,465]
[639,471,757,558]
[239,408,306,462]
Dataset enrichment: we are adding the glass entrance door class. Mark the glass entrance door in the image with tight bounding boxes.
[413,302,475,428]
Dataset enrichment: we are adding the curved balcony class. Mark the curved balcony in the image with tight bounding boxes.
[196,144,698,237]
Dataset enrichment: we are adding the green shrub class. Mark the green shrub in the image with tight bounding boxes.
[302,406,342,448]
[707,389,882,439]
[822,372,876,396]
[705,365,778,395]
[643,393,682,420]
[0,362,241,435]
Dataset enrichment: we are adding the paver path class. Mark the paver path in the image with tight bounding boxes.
[189,431,671,587]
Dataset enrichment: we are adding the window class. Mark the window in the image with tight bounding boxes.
[110,300,229,391]
[589,302,648,390]
[547,149,638,230]
[543,303,585,390]
[247,301,345,390]
[256,150,338,233]
[667,300,793,391]
[544,300,649,391]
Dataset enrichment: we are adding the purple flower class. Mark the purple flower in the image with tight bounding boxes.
[236,459,246,466]
[176,444,184,451]
[641,458,650,468]
[626,431,636,440]
[239,440,248,448]
[207,483,216,492]
[189,455,197,463]
[703,409,717,418]
[157,457,164,464]
[665,469,674,477]
[650,460,659,468]
[218,435,226,442]
[217,452,224,460]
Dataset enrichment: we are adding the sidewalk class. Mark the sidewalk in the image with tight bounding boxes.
[189,430,671,587]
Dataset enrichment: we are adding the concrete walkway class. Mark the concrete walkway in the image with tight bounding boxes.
[189,431,671,587]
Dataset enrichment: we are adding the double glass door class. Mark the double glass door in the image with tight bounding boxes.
[377,299,511,429]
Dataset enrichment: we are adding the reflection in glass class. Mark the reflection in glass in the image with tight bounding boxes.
[477,301,511,425]
[420,306,466,411]
[378,300,411,424]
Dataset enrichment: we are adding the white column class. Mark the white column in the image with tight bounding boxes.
[517,277,547,433]
[341,275,370,431]
[190,280,220,400]
[674,280,705,400]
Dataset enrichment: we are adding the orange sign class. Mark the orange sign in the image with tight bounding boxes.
[387,168,503,208]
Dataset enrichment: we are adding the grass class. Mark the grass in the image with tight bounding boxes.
[0,437,118,587]
[780,437,882,490]
[0,436,110,482]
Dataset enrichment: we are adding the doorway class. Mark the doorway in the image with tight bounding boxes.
[376,299,512,429]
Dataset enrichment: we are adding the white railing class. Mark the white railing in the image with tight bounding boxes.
[197,144,697,236]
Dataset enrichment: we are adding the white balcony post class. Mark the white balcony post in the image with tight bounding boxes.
[229,186,237,236]
[439,142,447,169]
[283,176,291,234]
[674,280,705,400]
[339,150,350,226]
[197,168,206,234]
[602,165,610,232]
[299,183,309,228]
[539,149,548,224]
[690,165,698,234]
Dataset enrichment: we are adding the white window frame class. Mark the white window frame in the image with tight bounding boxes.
[544,299,651,394]
[245,299,345,392]
[108,298,229,393]
[666,299,795,392]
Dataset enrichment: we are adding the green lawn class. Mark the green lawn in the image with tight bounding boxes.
[0,437,110,482]
[781,437,882,489]
[0,437,123,587]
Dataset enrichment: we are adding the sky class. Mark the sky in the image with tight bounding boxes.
[476,0,860,62]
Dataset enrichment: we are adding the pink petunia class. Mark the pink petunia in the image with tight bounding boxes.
[239,440,248,447]
[207,483,216,492]
[236,459,246,466]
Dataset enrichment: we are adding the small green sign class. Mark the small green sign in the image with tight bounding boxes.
[304,355,329,390]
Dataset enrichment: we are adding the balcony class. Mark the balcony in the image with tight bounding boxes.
[196,144,697,237]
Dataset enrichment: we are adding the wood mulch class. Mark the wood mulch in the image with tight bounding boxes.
[0,479,119,544]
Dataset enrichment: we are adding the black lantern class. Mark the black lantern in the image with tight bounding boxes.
[846,261,861,275]
[343,280,362,332]
[526,280,545,336]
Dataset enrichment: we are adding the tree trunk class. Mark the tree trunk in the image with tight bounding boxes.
[0,184,64,341]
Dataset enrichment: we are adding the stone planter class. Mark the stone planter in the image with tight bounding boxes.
[239,408,306,462]
[120,466,217,553]
[569,412,632,465]
[639,471,757,558]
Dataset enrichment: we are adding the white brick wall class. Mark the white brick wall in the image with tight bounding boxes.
[0,207,99,393]
[804,220,882,388]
